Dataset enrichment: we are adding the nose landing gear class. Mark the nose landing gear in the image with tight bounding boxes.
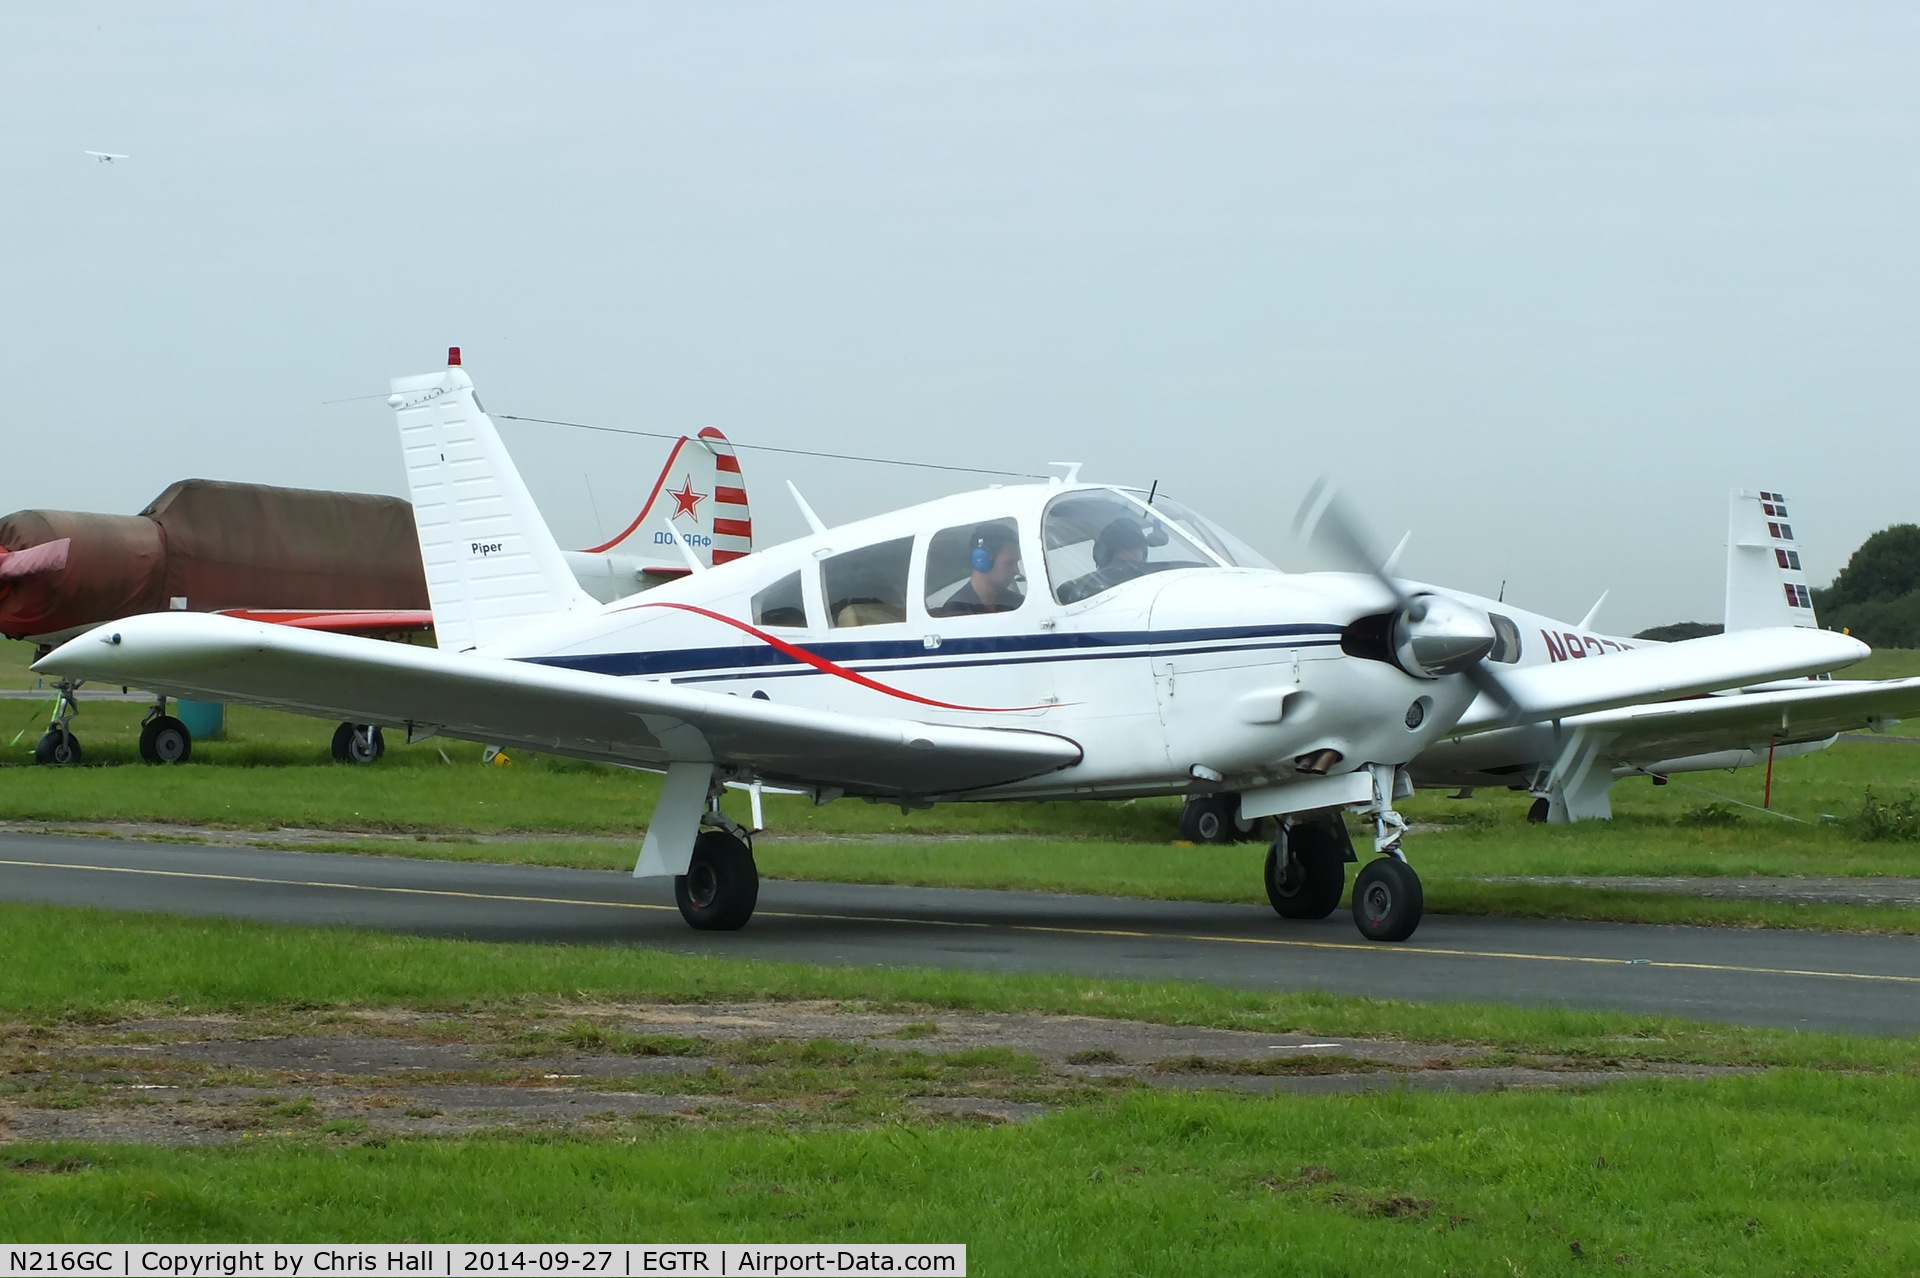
[33,680,83,766]
[1352,762,1423,942]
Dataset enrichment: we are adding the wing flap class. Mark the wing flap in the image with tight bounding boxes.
[36,613,1081,797]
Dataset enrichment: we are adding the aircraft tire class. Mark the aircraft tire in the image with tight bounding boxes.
[331,723,386,765]
[34,730,82,767]
[1180,795,1239,844]
[139,716,193,765]
[675,830,760,931]
[1265,821,1346,919]
[1352,857,1423,943]
[1527,797,1550,824]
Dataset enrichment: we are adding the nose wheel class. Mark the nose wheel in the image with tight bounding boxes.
[1352,857,1423,942]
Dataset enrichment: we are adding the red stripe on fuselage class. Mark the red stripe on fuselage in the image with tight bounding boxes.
[610,599,1054,713]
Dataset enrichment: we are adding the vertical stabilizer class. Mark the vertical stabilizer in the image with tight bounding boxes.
[575,426,752,568]
[1725,488,1818,631]
[391,352,596,652]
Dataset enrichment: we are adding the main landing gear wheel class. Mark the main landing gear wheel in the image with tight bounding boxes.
[1352,857,1424,943]
[1527,797,1550,824]
[1265,816,1348,919]
[331,722,385,765]
[674,829,760,931]
[34,730,82,766]
[139,716,192,765]
[1180,794,1242,844]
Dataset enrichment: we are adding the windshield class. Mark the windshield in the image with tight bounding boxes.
[1119,490,1278,570]
[1042,489,1216,604]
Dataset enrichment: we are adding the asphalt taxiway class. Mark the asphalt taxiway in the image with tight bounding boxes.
[3,831,1918,1035]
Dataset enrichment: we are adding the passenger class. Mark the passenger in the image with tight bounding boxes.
[939,524,1024,615]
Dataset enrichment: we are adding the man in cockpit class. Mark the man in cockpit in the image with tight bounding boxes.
[939,523,1025,615]
[1093,517,1148,576]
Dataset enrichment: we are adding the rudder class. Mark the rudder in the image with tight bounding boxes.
[390,349,596,652]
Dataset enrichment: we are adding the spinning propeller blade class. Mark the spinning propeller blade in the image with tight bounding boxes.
[1294,480,1522,722]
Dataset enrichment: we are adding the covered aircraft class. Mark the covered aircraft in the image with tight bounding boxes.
[35,355,1869,943]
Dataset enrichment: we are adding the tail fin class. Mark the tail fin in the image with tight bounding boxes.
[391,351,596,653]
[578,426,753,570]
[1725,488,1818,631]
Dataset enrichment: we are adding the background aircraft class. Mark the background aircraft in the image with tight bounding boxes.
[34,355,1866,943]
[1,380,753,765]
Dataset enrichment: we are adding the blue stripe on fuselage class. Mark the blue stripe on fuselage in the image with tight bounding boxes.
[518,623,1345,680]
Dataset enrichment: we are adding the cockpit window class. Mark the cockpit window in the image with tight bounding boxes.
[926,518,1026,617]
[823,537,913,628]
[1123,492,1278,570]
[1042,490,1214,604]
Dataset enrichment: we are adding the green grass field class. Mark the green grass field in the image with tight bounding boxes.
[3,905,1920,1268]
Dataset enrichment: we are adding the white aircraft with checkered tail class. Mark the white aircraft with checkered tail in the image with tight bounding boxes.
[34,355,1873,942]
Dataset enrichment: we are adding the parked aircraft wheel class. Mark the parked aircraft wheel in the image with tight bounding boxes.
[1180,794,1240,844]
[331,722,385,765]
[1527,797,1550,824]
[1352,857,1423,943]
[674,830,760,931]
[34,730,82,767]
[1265,819,1346,919]
[138,716,193,765]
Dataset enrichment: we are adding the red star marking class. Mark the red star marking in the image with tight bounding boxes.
[667,476,707,521]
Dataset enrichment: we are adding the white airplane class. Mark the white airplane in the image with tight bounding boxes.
[1407,490,1920,822]
[34,356,1869,943]
[84,151,128,163]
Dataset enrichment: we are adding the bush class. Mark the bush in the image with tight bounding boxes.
[1850,788,1920,842]
[1680,803,1743,827]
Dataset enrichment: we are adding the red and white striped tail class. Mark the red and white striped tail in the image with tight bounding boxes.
[576,426,753,572]
[703,427,751,566]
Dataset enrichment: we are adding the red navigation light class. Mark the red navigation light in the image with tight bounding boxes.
[448,346,462,366]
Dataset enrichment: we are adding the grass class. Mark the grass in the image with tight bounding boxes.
[6,901,1920,1071]
[4,903,1920,1265]
[5,1074,1920,1271]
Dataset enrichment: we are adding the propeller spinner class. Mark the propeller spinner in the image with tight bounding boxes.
[1296,480,1521,720]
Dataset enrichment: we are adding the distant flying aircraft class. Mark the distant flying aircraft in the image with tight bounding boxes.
[84,151,128,163]
[36,353,1872,943]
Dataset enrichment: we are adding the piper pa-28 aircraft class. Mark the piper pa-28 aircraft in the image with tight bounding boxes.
[36,354,1870,942]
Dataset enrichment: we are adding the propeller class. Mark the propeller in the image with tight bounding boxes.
[1294,480,1523,723]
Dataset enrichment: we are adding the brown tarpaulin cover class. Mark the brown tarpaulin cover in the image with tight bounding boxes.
[0,510,165,639]
[0,481,428,642]
[140,480,428,611]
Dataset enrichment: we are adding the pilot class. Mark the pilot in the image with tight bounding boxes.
[939,524,1024,615]
[1092,517,1148,574]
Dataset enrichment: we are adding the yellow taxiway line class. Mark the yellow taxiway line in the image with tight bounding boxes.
[4,855,1919,988]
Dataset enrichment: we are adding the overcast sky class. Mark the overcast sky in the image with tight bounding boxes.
[3,2,1915,631]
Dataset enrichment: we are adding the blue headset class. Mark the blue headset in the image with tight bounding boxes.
[971,536,995,572]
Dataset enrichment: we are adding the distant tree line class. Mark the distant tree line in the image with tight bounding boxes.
[1813,524,1920,649]
[1633,524,1920,649]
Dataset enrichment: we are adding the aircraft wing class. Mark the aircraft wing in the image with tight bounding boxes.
[34,613,1082,797]
[1451,627,1868,733]
[1420,675,1920,780]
